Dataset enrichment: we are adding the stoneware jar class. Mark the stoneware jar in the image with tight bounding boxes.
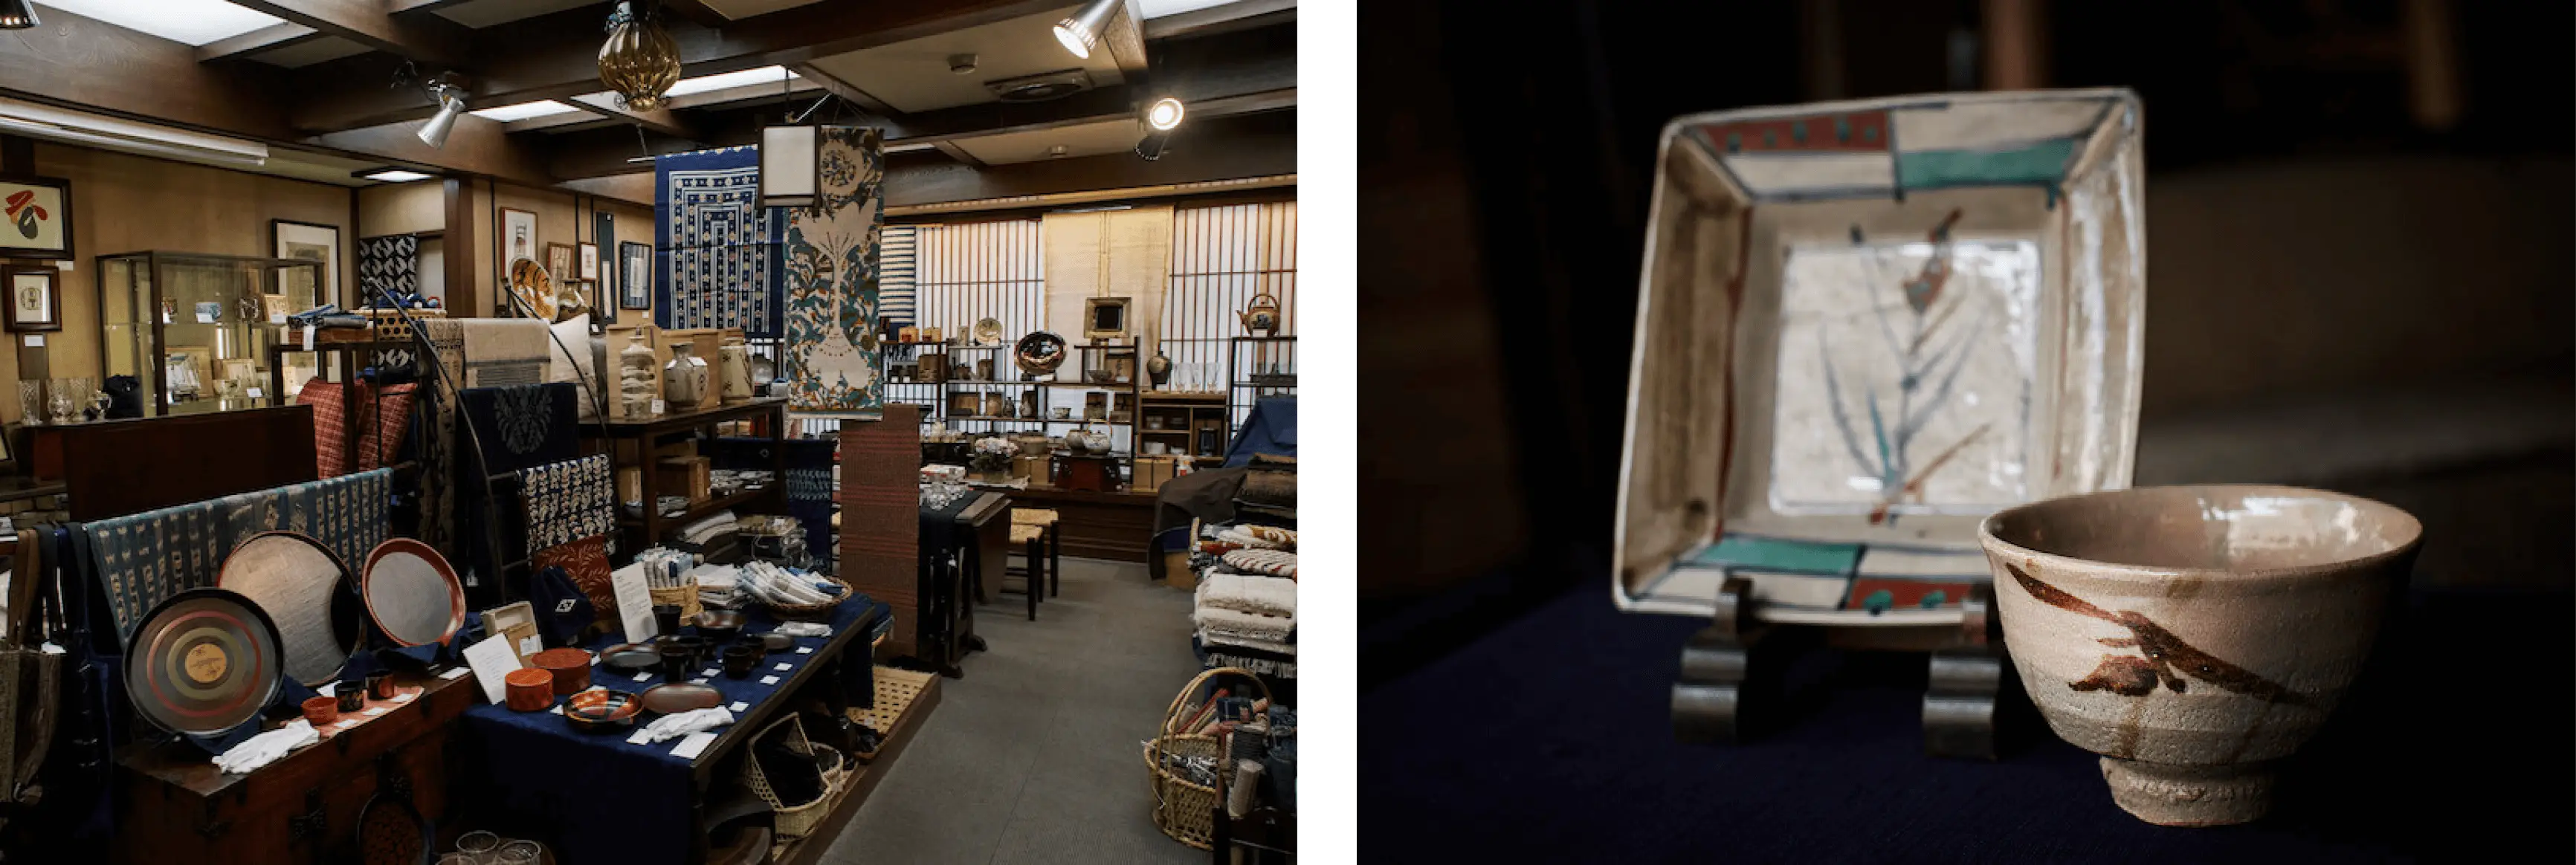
[1978,485,2421,827]
[619,331,657,418]
[663,341,708,406]
[717,340,753,403]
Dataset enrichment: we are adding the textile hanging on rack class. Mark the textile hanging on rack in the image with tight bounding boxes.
[416,318,466,551]
[85,470,392,641]
[459,383,576,474]
[358,235,419,304]
[656,145,783,337]
[533,535,616,625]
[516,455,614,557]
[782,126,885,419]
[297,380,418,477]
[459,319,550,388]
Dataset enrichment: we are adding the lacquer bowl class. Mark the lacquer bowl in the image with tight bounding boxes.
[1979,485,2421,826]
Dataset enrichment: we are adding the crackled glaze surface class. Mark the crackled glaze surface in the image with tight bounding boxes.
[1979,485,2421,825]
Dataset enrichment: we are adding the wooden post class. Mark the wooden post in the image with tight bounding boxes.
[442,177,477,316]
[1981,0,2047,91]
[2403,0,2463,131]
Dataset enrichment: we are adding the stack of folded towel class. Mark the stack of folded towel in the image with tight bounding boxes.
[1195,573,1296,652]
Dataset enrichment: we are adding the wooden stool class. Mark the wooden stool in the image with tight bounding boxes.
[1012,508,1063,598]
[1002,522,1046,621]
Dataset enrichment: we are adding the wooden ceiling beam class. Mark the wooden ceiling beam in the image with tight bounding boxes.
[0,7,303,141]
[880,109,1296,209]
[787,62,904,120]
[566,93,703,140]
[1143,0,1295,41]
[222,0,475,69]
[543,30,1297,179]
[388,0,477,14]
[303,114,557,189]
[196,22,329,63]
[289,0,1067,134]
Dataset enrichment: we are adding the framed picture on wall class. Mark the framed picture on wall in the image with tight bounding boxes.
[592,210,616,323]
[546,242,575,284]
[578,242,599,282]
[2,265,61,332]
[500,207,538,270]
[619,242,651,310]
[272,219,343,307]
[0,175,73,260]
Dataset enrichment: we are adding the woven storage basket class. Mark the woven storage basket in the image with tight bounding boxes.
[648,580,703,621]
[1146,667,1271,849]
[745,715,838,840]
[763,575,853,621]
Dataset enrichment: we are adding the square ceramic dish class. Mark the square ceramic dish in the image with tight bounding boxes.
[1614,89,2146,627]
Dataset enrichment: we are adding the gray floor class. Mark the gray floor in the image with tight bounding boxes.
[820,557,1207,865]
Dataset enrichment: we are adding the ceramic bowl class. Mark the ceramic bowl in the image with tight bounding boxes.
[696,610,746,644]
[302,696,340,726]
[532,647,593,695]
[564,689,642,733]
[503,668,556,713]
[1979,485,2421,826]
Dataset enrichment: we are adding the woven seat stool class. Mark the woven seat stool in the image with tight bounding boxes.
[1004,508,1062,620]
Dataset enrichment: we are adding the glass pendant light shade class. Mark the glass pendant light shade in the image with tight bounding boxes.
[599,1,682,111]
[0,0,38,30]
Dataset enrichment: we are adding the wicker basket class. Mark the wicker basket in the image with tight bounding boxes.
[746,715,838,841]
[763,575,853,621]
[1146,667,1271,849]
[648,581,703,621]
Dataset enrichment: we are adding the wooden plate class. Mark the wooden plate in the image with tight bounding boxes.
[639,681,722,715]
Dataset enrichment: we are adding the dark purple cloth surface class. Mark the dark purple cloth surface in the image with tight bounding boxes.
[454,598,886,865]
[1360,579,2571,863]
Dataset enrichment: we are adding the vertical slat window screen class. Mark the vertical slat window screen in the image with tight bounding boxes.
[914,218,1047,343]
[1163,201,1297,386]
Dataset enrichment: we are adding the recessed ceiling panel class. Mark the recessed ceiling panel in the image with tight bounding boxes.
[251,36,369,68]
[949,119,1141,165]
[35,0,281,45]
[699,0,827,19]
[434,0,600,29]
[803,7,1127,114]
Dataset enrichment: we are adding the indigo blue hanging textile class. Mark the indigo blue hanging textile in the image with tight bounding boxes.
[655,146,784,337]
[459,383,577,475]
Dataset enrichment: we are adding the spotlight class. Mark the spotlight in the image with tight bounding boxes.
[0,0,36,30]
[949,54,979,75]
[1053,0,1118,59]
[416,75,468,149]
[1134,97,1184,161]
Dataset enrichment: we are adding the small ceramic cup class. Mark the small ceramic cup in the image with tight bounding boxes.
[301,696,339,726]
[334,678,367,713]
[723,644,759,678]
[653,603,682,635]
[1979,484,2421,826]
[366,671,396,701]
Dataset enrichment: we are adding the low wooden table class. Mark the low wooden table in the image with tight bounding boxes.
[1009,485,1156,563]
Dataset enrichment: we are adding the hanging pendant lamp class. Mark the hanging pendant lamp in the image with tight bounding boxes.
[599,1,682,111]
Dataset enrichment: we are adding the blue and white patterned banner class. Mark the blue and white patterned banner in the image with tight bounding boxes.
[655,146,783,337]
[783,127,885,419]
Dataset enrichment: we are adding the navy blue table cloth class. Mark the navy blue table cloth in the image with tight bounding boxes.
[458,597,891,865]
[1362,578,2571,863]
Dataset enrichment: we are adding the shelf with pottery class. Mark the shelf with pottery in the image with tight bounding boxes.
[588,318,784,552]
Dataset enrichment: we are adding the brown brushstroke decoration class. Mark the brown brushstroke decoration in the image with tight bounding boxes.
[2005,563,2305,706]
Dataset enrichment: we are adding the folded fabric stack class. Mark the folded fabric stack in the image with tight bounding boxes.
[1216,525,1296,551]
[1221,548,1297,579]
[1202,574,1297,618]
[1195,604,1294,647]
[694,563,741,607]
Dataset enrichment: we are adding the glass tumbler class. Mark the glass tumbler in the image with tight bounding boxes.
[456,830,500,864]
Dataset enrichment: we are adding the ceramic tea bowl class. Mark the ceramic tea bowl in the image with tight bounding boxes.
[1978,485,2420,827]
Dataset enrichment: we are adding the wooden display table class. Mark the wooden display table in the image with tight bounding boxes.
[1010,485,1156,563]
[583,398,787,551]
[112,668,480,865]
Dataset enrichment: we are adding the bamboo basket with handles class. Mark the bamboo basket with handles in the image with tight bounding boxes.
[1144,667,1272,849]
[745,713,839,841]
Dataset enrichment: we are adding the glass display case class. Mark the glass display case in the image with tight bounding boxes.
[95,251,323,417]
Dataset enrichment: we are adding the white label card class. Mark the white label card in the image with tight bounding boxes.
[632,671,653,683]
[795,647,812,655]
[671,731,718,761]
[759,675,779,685]
[20,335,39,347]
[248,387,265,399]
[728,702,749,712]
[626,729,653,745]
[439,667,472,680]
[517,635,543,658]
[651,398,666,415]
[364,707,387,716]
[462,635,526,704]
[773,662,792,672]
[613,565,656,642]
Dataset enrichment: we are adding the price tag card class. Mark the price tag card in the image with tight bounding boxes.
[759,675,779,686]
[773,662,793,672]
[671,731,718,761]
[795,646,813,655]
[701,668,720,678]
[626,729,653,745]
[439,667,471,680]
[728,702,749,713]
[632,671,653,683]
[364,707,387,716]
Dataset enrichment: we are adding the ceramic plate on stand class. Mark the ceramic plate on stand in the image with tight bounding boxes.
[219,531,364,687]
[361,539,465,647]
[124,588,286,737]
[1612,89,2149,623]
[974,317,1003,346]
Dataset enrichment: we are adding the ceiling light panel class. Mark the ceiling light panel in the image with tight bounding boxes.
[664,66,798,98]
[470,101,578,123]
[1137,0,1242,18]
[33,0,282,45]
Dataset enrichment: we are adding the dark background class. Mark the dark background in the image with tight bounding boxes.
[1359,0,2573,859]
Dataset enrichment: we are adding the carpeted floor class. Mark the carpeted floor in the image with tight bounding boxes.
[821,557,1207,865]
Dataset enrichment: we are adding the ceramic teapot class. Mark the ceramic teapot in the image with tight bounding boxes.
[1072,423,1114,455]
[1239,292,1282,337]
